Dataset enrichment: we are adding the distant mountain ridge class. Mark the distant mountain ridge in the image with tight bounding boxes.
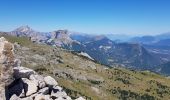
[129,32,170,45]
[66,35,165,69]
[1,26,170,75]
[7,26,80,48]
[9,25,51,43]
[130,36,157,44]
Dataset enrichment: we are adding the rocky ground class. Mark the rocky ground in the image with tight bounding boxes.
[0,37,85,100]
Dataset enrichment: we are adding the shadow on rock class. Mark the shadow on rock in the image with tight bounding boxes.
[5,78,28,100]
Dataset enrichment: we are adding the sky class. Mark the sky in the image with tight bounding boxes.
[0,0,170,35]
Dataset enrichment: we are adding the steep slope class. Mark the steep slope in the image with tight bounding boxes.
[1,34,170,100]
[129,34,170,65]
[157,62,170,75]
[69,36,163,69]
[0,37,85,100]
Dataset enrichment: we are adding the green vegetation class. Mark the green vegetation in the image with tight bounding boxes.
[2,34,170,100]
[0,34,32,46]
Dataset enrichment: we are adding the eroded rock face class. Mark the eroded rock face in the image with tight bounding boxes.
[0,37,15,99]
[0,37,86,100]
[0,37,15,85]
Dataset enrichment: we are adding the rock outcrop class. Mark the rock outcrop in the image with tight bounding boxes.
[0,37,85,100]
[0,37,15,100]
[50,30,80,47]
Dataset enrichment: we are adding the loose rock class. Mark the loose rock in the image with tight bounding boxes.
[44,76,58,86]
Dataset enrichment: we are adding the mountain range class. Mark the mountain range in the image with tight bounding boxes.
[129,32,170,45]
[1,25,170,75]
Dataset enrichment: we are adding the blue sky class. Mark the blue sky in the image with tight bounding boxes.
[0,0,170,35]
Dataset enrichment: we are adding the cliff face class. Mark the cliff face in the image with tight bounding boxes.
[0,37,85,100]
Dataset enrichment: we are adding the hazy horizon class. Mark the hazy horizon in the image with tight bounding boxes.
[0,0,170,35]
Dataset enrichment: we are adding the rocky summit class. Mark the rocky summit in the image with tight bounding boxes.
[0,37,85,100]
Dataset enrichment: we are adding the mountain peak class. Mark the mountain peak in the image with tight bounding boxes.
[14,25,33,33]
[52,30,68,38]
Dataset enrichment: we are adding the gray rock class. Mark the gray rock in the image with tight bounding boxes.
[10,94,21,100]
[65,96,72,100]
[10,95,33,100]
[34,94,51,100]
[29,74,46,89]
[52,86,63,93]
[22,97,33,100]
[38,87,49,95]
[22,78,38,96]
[13,67,36,79]
[0,89,6,100]
[51,91,67,98]
[44,76,58,86]
[75,97,86,100]
[14,59,21,67]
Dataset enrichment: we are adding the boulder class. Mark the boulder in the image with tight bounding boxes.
[10,94,21,100]
[52,85,63,93]
[44,76,58,86]
[51,91,67,98]
[29,74,46,89]
[75,97,86,100]
[10,94,33,100]
[13,67,36,79]
[22,78,38,96]
[65,96,72,100]
[34,94,51,100]
[21,97,33,100]
[38,87,49,95]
